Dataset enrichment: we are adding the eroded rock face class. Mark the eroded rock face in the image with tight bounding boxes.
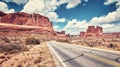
[0,11,54,37]
[87,26,96,33]
[80,26,103,37]
[104,32,120,38]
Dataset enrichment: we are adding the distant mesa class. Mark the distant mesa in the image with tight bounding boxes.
[80,26,120,38]
[80,26,103,37]
[55,31,66,36]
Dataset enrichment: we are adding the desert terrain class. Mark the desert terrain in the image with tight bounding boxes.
[0,37,55,67]
[0,11,120,67]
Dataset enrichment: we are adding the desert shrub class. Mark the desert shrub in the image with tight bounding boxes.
[1,37,10,43]
[88,44,94,47]
[57,39,69,43]
[0,43,28,53]
[107,43,117,48]
[34,56,42,64]
[25,37,40,45]
[63,39,69,42]
[116,48,120,51]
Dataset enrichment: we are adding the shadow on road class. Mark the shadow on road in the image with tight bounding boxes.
[63,54,84,62]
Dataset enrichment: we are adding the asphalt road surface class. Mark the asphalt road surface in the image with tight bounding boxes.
[47,41,120,67]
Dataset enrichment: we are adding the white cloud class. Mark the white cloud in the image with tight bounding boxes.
[84,0,88,3]
[2,0,28,5]
[0,2,15,13]
[64,19,89,35]
[53,25,59,31]
[66,0,81,9]
[101,23,120,33]
[46,12,65,22]
[21,0,45,15]
[101,24,115,29]
[89,11,116,25]
[104,0,119,5]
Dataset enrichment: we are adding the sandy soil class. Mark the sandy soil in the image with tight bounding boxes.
[0,42,55,67]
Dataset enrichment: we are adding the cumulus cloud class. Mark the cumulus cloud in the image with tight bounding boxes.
[46,12,65,22]
[66,0,81,9]
[2,0,28,5]
[104,0,119,5]
[53,25,60,31]
[0,2,15,13]
[64,19,89,35]
[21,0,45,15]
[64,0,120,35]
[84,0,88,3]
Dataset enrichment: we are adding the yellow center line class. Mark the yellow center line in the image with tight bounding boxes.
[84,53,120,67]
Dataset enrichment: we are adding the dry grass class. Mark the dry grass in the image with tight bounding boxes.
[115,48,120,51]
[0,42,55,67]
[0,43,28,54]
[69,38,120,51]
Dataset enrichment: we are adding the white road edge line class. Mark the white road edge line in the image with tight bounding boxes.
[47,42,67,67]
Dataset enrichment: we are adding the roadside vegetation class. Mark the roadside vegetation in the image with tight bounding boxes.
[58,38,120,51]
[0,36,55,67]
[25,37,40,45]
[57,39,69,43]
[0,43,28,54]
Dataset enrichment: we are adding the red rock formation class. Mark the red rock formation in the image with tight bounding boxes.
[0,11,7,17]
[54,31,68,38]
[104,32,120,38]
[87,26,95,33]
[80,26,103,37]
[0,11,54,37]
[95,26,103,36]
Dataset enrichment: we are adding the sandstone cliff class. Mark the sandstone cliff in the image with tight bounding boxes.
[0,11,53,33]
[0,11,54,37]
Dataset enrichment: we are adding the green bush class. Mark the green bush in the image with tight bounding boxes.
[25,37,40,45]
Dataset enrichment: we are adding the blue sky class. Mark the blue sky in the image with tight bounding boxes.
[0,0,120,35]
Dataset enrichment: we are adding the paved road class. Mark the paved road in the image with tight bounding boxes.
[47,41,120,67]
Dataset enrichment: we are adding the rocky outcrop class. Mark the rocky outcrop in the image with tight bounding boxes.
[0,11,7,17]
[54,31,68,38]
[104,32,120,38]
[80,26,120,38]
[0,11,54,37]
[80,26,103,37]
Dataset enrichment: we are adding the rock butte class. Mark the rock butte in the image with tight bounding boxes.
[80,26,120,38]
[80,26,103,37]
[0,11,55,37]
